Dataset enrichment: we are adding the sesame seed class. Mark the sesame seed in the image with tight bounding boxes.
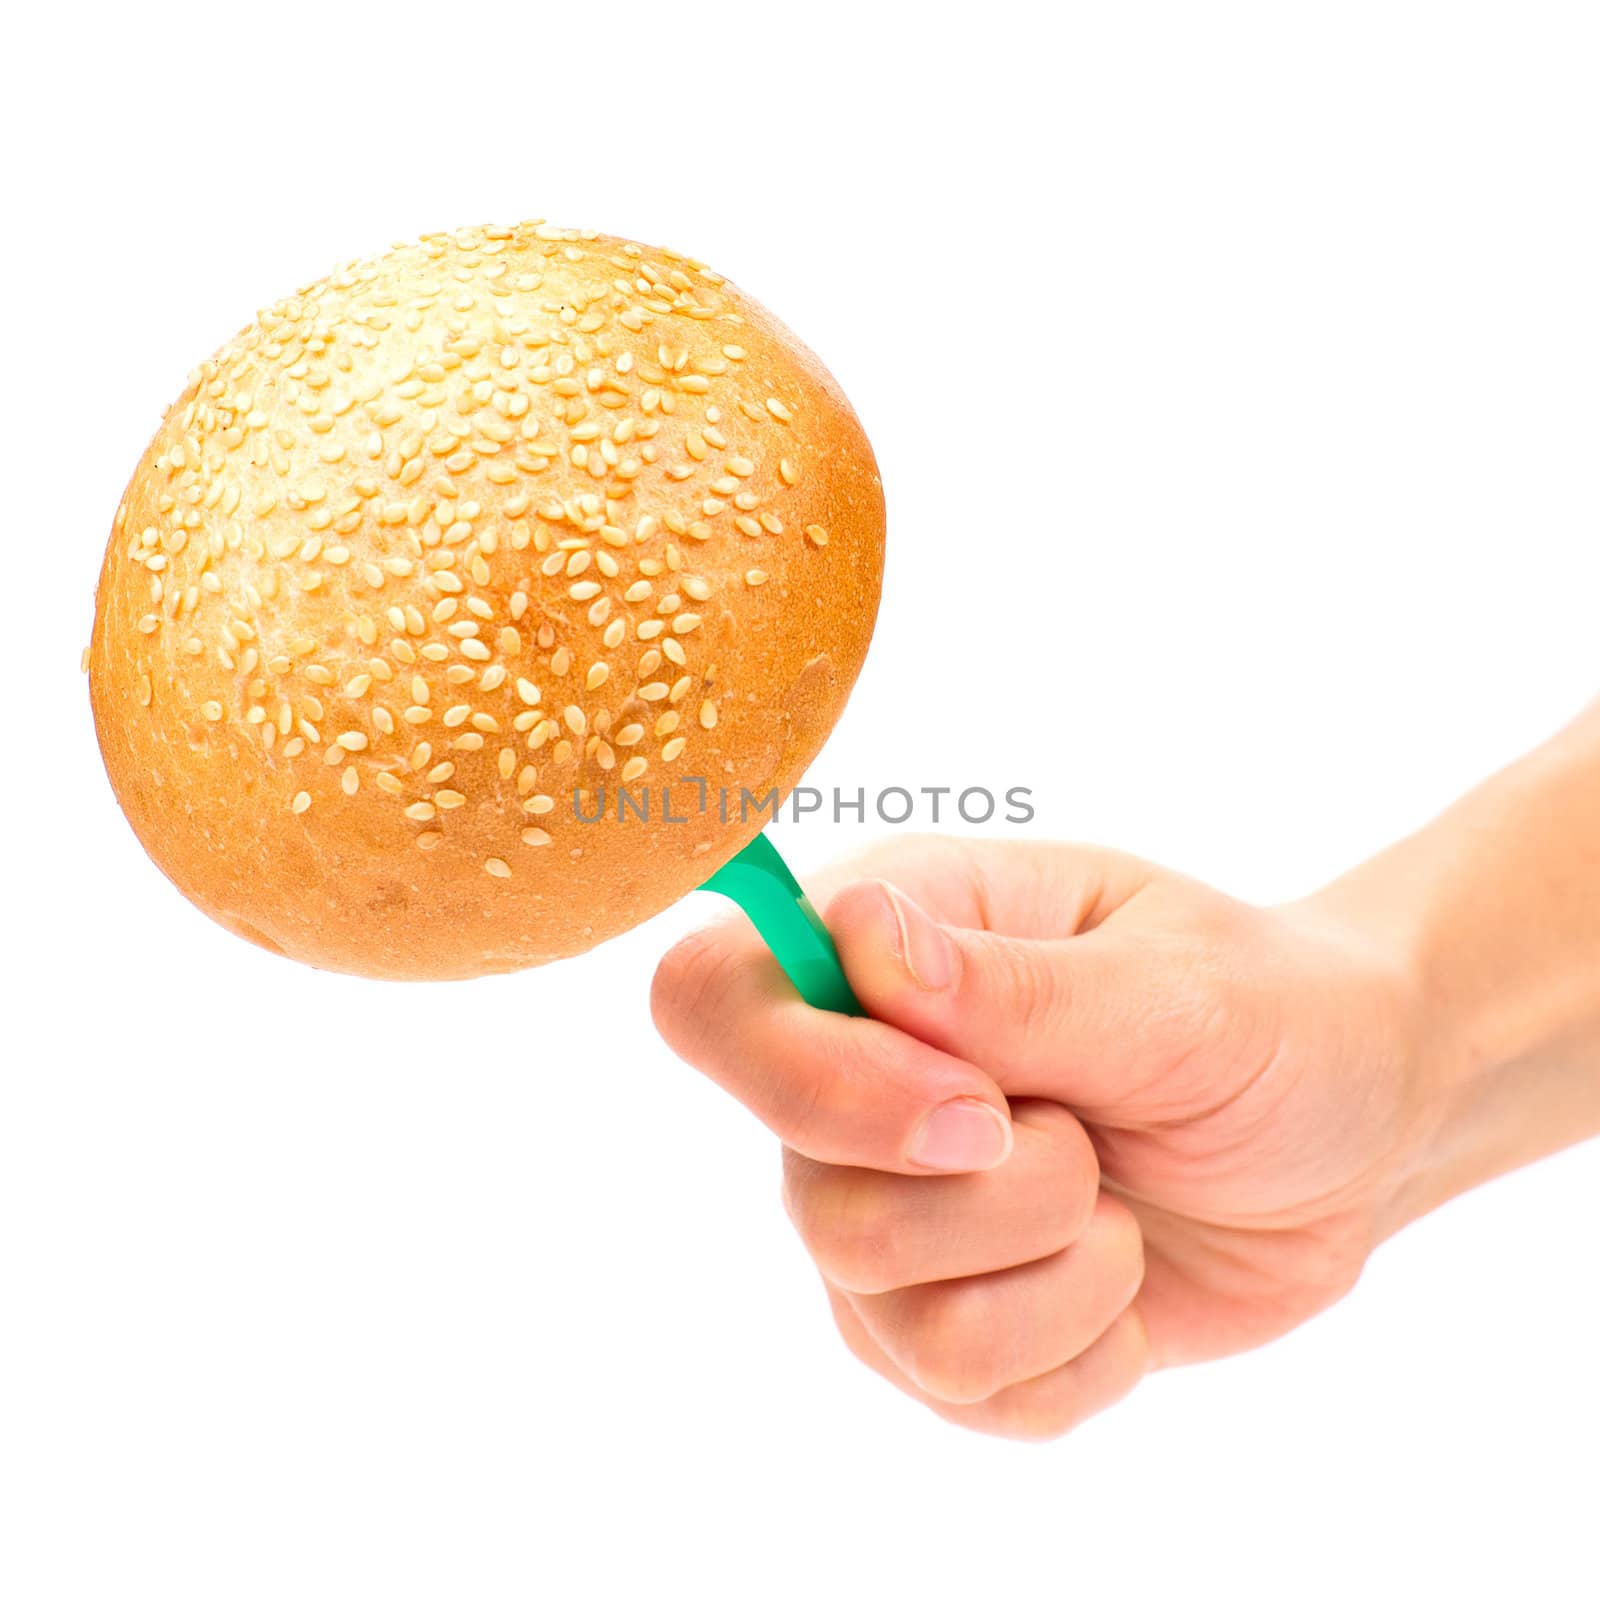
[291,791,312,813]
[101,223,843,857]
[484,857,512,878]
[521,828,552,846]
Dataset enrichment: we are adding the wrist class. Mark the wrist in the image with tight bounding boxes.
[1280,879,1473,1235]
[1304,723,1600,1227]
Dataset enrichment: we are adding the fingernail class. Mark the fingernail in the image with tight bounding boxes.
[908,1098,1013,1172]
[880,883,955,991]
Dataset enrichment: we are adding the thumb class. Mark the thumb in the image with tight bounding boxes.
[827,879,1181,1115]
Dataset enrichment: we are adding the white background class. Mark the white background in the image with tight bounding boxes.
[5,3,1598,1595]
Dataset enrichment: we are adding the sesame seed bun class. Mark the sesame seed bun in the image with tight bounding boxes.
[89,221,884,980]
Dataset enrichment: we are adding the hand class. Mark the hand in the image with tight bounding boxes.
[651,834,1438,1440]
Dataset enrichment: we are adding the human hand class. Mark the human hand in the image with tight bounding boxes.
[651,835,1441,1439]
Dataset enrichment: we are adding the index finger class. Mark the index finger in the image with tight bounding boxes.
[651,915,1013,1175]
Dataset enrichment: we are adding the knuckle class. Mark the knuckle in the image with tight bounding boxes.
[1058,1175,1102,1251]
[783,1172,906,1293]
[649,925,747,1059]
[974,1394,1083,1443]
[1023,1103,1101,1239]
[813,1016,896,1097]
[824,1287,886,1376]
[953,1306,1148,1441]
[767,1065,828,1154]
[901,1284,1004,1405]
[781,1021,906,1158]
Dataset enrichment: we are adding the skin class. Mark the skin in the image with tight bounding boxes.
[651,702,1600,1440]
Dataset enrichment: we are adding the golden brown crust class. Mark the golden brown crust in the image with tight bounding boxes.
[89,221,884,979]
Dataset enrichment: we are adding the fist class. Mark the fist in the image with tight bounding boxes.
[652,836,1424,1439]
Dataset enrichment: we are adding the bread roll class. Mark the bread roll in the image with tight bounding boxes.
[89,222,884,979]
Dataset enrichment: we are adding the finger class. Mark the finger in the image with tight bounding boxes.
[651,921,1013,1173]
[844,1192,1145,1404]
[781,1100,1099,1293]
[798,833,1155,940]
[827,1284,1150,1442]
[825,877,1202,1113]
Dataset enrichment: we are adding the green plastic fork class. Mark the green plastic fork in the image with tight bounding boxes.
[699,832,863,1016]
